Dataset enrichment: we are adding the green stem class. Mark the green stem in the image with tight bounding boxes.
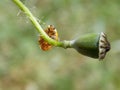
[12,0,66,47]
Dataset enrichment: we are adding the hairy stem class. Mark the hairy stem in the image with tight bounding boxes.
[12,0,66,47]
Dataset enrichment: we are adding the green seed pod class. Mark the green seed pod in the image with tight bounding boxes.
[70,32,110,60]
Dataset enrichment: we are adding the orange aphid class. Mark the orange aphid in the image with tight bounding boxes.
[38,25,59,51]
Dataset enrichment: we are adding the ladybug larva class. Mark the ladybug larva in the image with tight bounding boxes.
[38,25,59,51]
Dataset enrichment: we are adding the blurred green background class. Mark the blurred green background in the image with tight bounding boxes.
[0,0,120,90]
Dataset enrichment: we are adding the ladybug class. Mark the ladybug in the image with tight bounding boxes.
[38,25,59,51]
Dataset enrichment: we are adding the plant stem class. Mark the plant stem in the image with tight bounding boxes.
[12,0,66,47]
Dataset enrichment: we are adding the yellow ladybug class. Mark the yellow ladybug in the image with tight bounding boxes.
[38,25,59,51]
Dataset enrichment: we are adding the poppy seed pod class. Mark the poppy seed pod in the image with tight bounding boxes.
[70,32,110,60]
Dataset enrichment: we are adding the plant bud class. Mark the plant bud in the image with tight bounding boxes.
[71,32,110,60]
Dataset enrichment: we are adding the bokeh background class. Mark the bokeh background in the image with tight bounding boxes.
[0,0,120,90]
